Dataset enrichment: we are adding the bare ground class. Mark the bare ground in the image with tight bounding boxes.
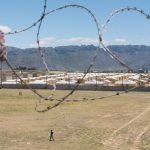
[0,89,150,150]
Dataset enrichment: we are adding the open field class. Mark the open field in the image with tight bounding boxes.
[0,89,150,150]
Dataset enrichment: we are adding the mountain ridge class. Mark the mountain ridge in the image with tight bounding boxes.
[3,45,150,71]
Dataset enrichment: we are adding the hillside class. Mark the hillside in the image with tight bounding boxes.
[3,45,150,71]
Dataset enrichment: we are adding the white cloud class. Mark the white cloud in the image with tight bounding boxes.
[0,25,11,33]
[29,37,128,48]
[30,37,101,47]
[39,37,57,46]
[66,37,99,44]
[113,38,127,45]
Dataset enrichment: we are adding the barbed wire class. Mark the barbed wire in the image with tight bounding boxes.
[37,4,134,73]
[100,42,133,71]
[100,7,150,72]
[4,0,54,100]
[38,74,150,103]
[4,0,47,36]
[36,0,49,71]
[35,4,102,112]
[1,1,150,112]
[5,59,46,99]
[34,4,134,112]
[35,5,150,112]
[37,4,101,72]
[2,2,102,112]
[101,7,150,36]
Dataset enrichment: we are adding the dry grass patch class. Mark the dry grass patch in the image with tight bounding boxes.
[0,89,150,150]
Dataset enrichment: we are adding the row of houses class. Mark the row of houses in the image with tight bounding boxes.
[0,70,150,87]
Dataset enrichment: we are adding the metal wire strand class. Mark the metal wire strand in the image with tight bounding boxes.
[4,0,48,36]
[100,7,150,71]
[35,4,102,112]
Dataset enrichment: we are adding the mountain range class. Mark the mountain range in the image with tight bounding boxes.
[3,45,150,72]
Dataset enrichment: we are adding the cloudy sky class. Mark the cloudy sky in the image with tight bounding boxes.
[0,0,150,48]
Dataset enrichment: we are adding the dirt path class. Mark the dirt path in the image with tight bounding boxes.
[102,107,150,150]
[132,126,150,150]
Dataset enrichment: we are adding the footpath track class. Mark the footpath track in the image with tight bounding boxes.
[102,107,150,150]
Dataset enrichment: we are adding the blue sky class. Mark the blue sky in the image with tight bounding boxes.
[0,0,150,48]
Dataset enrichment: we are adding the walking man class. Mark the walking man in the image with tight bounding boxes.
[49,130,54,141]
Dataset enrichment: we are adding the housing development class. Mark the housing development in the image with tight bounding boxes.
[1,71,150,90]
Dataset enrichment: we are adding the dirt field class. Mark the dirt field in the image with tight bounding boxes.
[0,89,150,150]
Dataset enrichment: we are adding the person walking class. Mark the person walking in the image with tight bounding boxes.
[49,130,54,141]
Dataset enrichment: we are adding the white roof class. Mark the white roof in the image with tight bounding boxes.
[129,75,140,80]
[115,80,136,85]
[29,80,46,84]
[85,80,104,84]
